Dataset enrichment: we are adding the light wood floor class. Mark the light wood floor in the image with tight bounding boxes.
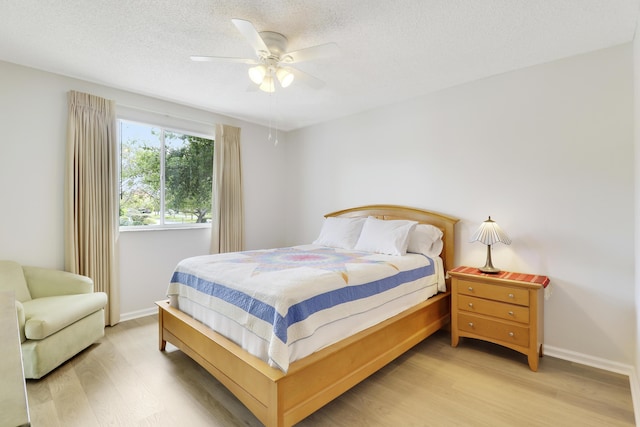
[26,315,635,426]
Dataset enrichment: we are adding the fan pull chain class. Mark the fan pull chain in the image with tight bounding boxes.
[267,86,279,146]
[273,88,279,146]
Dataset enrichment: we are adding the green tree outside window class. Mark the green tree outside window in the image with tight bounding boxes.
[119,121,214,227]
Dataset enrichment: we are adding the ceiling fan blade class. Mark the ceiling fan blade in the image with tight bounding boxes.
[288,67,325,89]
[231,18,270,56]
[190,55,258,64]
[283,42,338,63]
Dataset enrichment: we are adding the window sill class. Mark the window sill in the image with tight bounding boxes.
[119,224,211,232]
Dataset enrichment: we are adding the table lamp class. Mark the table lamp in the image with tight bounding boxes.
[470,216,511,273]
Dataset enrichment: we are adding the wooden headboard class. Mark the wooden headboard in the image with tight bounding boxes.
[325,204,459,282]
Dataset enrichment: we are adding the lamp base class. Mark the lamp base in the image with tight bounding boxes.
[478,265,501,274]
[478,244,500,274]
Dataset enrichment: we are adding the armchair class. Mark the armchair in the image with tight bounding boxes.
[0,260,107,379]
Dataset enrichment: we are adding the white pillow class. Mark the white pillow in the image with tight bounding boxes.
[354,217,418,256]
[313,217,366,249]
[407,224,444,258]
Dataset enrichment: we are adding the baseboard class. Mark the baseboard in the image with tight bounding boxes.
[119,307,157,322]
[544,344,634,376]
[629,369,640,427]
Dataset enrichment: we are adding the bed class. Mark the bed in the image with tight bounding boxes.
[156,205,458,427]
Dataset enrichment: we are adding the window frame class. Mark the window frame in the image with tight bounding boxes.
[117,117,215,231]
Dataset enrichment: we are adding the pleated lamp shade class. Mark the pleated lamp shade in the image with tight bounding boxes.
[470,216,511,246]
[470,216,511,273]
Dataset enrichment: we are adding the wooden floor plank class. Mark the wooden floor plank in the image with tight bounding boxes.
[26,315,635,426]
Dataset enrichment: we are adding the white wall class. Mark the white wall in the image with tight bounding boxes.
[285,45,635,368]
[0,60,289,318]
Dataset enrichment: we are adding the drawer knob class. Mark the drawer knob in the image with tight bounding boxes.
[508,311,514,316]
[508,332,515,337]
[468,286,474,292]
[468,303,474,308]
[468,322,474,327]
[508,293,515,299]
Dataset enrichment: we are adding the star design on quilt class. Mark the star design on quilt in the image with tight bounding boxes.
[228,247,397,283]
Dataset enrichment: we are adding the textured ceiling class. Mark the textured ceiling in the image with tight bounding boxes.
[0,1,637,130]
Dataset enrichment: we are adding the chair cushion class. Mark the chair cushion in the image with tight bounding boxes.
[22,292,107,340]
[0,260,32,302]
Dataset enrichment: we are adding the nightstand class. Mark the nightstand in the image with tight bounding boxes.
[449,266,549,371]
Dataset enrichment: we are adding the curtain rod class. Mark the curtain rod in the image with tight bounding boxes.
[116,103,216,127]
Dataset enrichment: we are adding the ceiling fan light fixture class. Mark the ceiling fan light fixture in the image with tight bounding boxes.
[276,68,294,88]
[248,65,266,84]
[259,75,275,93]
[193,19,334,93]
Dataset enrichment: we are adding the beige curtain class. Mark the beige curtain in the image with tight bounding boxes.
[65,91,120,326]
[210,124,244,253]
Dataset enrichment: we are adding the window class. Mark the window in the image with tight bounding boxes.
[118,119,214,228]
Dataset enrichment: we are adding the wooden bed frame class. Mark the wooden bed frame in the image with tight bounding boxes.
[156,205,458,427]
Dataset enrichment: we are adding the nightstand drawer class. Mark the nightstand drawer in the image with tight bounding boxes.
[458,313,530,347]
[458,294,529,324]
[456,279,529,306]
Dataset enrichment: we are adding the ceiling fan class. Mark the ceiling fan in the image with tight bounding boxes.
[191,19,338,92]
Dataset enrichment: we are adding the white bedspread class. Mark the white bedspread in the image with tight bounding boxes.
[167,244,444,372]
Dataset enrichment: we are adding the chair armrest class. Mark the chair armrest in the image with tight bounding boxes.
[22,266,94,299]
[15,300,26,343]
